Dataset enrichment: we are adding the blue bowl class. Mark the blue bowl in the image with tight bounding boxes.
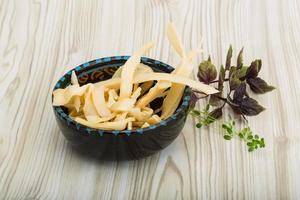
[52,56,191,160]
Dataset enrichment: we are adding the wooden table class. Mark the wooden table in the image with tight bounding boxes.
[1,0,299,199]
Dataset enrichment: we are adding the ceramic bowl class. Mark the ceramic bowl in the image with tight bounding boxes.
[52,56,191,160]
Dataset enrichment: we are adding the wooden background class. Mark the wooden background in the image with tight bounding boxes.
[0,0,300,199]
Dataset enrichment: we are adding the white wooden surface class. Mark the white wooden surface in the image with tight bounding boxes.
[0,0,300,199]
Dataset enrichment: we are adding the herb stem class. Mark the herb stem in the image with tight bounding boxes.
[217,96,227,102]
[220,101,227,109]
[241,114,248,123]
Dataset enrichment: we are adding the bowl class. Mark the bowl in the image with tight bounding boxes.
[52,56,191,160]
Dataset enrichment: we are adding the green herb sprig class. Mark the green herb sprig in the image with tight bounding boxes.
[190,45,275,152]
[190,104,218,128]
[222,121,265,152]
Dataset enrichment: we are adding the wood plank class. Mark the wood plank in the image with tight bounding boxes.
[0,0,299,199]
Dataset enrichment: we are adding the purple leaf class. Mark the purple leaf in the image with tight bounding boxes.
[247,77,275,94]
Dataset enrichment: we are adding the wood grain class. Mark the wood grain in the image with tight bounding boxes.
[0,0,300,199]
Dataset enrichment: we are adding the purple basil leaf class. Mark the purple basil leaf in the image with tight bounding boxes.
[246,59,262,78]
[247,77,275,94]
[239,97,265,116]
[198,60,217,84]
[233,82,247,103]
[209,94,222,106]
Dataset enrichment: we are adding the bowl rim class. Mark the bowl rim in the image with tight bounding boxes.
[52,56,191,136]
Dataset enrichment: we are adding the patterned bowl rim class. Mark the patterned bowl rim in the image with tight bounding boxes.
[52,56,191,136]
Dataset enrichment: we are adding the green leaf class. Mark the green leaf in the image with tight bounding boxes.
[222,121,235,136]
[239,97,265,116]
[237,47,244,69]
[260,138,265,147]
[206,116,216,124]
[226,45,233,70]
[218,65,225,91]
[198,59,217,84]
[191,110,201,116]
[248,147,255,152]
[209,107,223,119]
[246,59,262,78]
[196,123,202,128]
[222,124,229,129]
[229,66,236,77]
[229,68,242,90]
[246,77,276,94]
[238,66,249,81]
[225,127,233,135]
[205,104,210,112]
[224,135,232,140]
[208,55,211,62]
